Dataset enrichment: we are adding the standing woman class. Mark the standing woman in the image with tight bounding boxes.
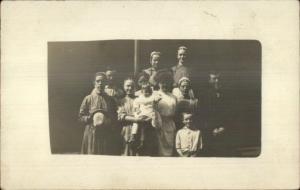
[79,72,118,155]
[118,78,158,156]
[142,51,161,89]
[154,69,177,156]
[117,78,141,156]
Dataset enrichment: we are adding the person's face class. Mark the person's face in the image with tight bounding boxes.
[94,75,106,93]
[138,76,147,88]
[123,80,134,95]
[209,74,220,89]
[159,82,169,92]
[151,54,160,69]
[141,85,152,97]
[105,70,115,83]
[177,49,187,64]
[182,114,193,128]
[179,81,190,96]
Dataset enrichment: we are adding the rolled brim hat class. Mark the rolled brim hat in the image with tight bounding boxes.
[153,69,174,85]
[90,109,107,127]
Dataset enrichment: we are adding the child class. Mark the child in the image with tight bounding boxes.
[176,112,203,157]
[104,67,124,100]
[130,82,162,142]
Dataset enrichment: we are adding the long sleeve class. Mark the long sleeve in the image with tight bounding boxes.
[117,105,127,122]
[117,97,136,125]
[107,97,118,128]
[175,131,181,150]
[198,131,203,150]
[78,96,90,124]
[132,98,140,114]
[176,131,185,157]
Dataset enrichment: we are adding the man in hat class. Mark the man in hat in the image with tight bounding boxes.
[79,72,119,155]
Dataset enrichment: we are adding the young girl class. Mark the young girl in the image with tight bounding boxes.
[130,82,162,142]
[176,112,203,157]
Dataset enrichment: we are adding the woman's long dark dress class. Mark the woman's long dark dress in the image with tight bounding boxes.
[79,89,118,155]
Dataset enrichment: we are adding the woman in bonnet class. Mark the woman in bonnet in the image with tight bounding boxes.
[142,51,162,89]
[172,77,199,130]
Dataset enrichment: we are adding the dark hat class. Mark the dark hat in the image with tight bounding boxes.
[90,108,107,116]
[90,109,107,127]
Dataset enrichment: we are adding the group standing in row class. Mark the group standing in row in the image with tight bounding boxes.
[79,46,230,157]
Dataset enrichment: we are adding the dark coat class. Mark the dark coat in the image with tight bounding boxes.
[79,89,118,155]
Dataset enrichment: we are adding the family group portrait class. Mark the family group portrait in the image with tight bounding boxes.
[48,39,261,157]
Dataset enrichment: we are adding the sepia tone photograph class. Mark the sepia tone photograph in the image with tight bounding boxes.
[2,1,299,189]
[48,40,261,157]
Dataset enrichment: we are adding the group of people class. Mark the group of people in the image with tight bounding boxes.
[79,46,231,157]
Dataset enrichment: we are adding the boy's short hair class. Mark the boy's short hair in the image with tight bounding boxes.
[93,72,107,82]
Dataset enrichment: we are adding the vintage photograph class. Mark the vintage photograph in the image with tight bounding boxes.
[48,40,261,157]
[2,1,299,189]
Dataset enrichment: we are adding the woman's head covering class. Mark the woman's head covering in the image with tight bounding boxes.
[150,51,161,61]
[178,77,191,86]
[154,69,174,85]
[177,46,188,52]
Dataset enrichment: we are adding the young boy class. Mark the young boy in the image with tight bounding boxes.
[176,112,203,157]
[130,82,162,142]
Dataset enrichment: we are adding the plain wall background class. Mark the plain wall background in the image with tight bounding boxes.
[48,40,261,154]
